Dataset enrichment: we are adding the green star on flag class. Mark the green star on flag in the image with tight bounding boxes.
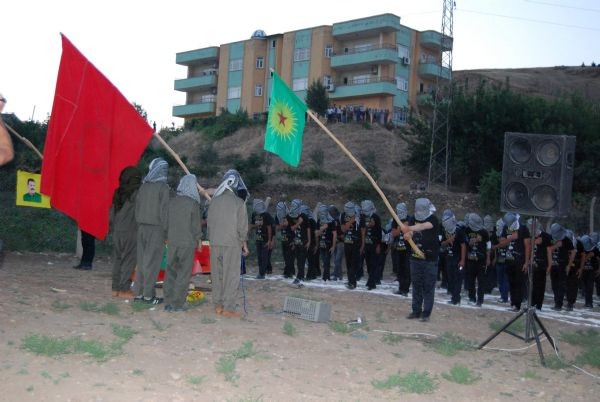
[264,71,307,167]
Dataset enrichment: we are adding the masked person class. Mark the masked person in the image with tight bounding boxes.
[546,223,575,311]
[250,198,273,279]
[578,235,598,309]
[303,204,321,280]
[134,158,171,304]
[288,199,310,285]
[361,200,382,290]
[276,201,295,279]
[390,202,411,296]
[340,201,361,289]
[494,219,510,303]
[110,166,142,298]
[483,215,497,294]
[529,218,551,310]
[440,209,466,305]
[403,198,440,322]
[207,169,249,318]
[316,203,338,281]
[330,205,345,281]
[163,174,203,312]
[563,230,581,311]
[493,213,531,312]
[464,213,491,306]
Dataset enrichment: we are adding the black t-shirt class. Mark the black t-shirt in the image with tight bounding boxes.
[340,212,360,246]
[441,226,467,259]
[251,212,273,243]
[290,213,309,246]
[533,231,552,267]
[553,236,574,266]
[465,228,489,262]
[318,220,338,248]
[409,214,440,261]
[364,213,382,248]
[501,224,531,261]
[391,218,410,253]
[276,216,292,243]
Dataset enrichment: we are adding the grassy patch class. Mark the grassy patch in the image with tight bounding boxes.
[523,369,540,380]
[282,321,296,337]
[215,341,257,382]
[489,317,525,333]
[131,301,154,312]
[79,301,119,315]
[375,311,387,323]
[561,329,600,368]
[371,373,402,389]
[51,300,71,312]
[26,386,33,392]
[442,364,480,385]
[329,321,353,334]
[200,316,217,324]
[112,324,136,341]
[381,333,403,345]
[132,369,144,376]
[427,332,473,356]
[544,355,569,370]
[186,375,206,386]
[261,304,277,312]
[575,346,600,368]
[373,370,437,394]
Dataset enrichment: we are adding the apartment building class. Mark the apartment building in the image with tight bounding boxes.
[173,13,451,126]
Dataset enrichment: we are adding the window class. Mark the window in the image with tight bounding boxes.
[396,77,408,91]
[255,84,263,96]
[294,48,310,62]
[292,78,308,91]
[201,94,216,103]
[256,57,264,69]
[229,59,242,71]
[324,44,333,58]
[271,39,277,48]
[397,45,409,60]
[227,86,241,99]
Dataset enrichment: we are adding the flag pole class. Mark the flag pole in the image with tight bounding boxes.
[306,109,424,259]
[152,132,212,201]
[4,123,44,160]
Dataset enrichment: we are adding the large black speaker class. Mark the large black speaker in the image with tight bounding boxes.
[500,132,576,218]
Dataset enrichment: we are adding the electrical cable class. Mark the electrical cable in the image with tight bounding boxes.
[523,0,600,13]
[457,8,600,31]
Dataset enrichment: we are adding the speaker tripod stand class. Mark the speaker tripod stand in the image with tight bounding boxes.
[478,219,557,366]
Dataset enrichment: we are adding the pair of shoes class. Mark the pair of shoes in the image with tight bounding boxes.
[73,264,92,270]
[550,305,562,311]
[406,312,421,319]
[164,304,173,312]
[143,297,163,305]
[565,304,574,312]
[584,304,594,309]
[366,285,375,290]
[467,300,477,306]
[446,300,459,305]
[118,290,134,299]
[346,284,356,290]
[255,275,265,279]
[420,316,430,322]
[292,278,302,285]
[476,302,483,307]
[133,295,144,303]
[215,305,224,315]
[221,310,241,318]
[172,306,188,312]
[508,306,520,312]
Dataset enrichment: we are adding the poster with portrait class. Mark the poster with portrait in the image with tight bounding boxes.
[16,170,51,208]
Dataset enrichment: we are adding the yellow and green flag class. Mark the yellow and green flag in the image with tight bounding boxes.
[264,72,307,167]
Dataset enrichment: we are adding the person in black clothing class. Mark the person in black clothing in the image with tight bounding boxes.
[579,235,598,309]
[547,223,576,311]
[250,198,273,279]
[529,218,551,310]
[340,201,361,289]
[390,202,411,296]
[404,198,440,322]
[74,230,96,270]
[361,200,382,290]
[316,203,338,281]
[276,201,295,279]
[440,209,466,305]
[483,215,497,294]
[493,213,531,312]
[303,204,321,280]
[464,213,490,306]
[289,199,311,285]
[494,218,510,303]
[565,230,581,311]
[330,205,345,281]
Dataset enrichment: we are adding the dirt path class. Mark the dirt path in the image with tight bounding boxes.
[1,252,599,401]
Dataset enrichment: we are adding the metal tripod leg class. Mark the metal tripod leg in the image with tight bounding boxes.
[478,309,525,349]
[533,311,557,351]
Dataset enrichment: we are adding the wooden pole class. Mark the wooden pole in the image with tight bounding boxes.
[152,132,211,201]
[306,109,424,259]
[5,123,44,160]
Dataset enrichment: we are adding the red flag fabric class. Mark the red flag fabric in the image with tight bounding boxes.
[41,34,153,240]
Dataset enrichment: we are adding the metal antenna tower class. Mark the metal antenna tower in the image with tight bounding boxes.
[427,0,455,189]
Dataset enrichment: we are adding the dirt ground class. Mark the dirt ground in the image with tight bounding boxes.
[1,251,599,402]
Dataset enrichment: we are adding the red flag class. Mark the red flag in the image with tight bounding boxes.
[41,34,153,240]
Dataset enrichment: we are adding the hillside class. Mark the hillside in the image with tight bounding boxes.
[454,66,600,102]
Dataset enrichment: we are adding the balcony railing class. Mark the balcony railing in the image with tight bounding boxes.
[332,43,396,56]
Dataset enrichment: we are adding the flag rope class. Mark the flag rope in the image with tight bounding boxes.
[5,123,44,160]
[306,109,425,259]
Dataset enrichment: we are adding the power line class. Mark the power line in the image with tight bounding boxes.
[457,8,600,31]
[524,0,600,13]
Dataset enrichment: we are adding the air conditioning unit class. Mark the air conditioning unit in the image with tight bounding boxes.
[326,84,335,92]
[402,56,411,65]
[283,296,331,322]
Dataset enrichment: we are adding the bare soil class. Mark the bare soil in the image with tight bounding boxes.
[1,251,599,401]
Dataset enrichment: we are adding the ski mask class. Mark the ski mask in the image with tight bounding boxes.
[344,201,356,217]
[289,199,302,218]
[414,198,435,221]
[253,198,267,214]
[361,200,376,218]
[580,235,595,252]
[468,213,484,232]
[318,204,333,223]
[550,223,566,241]
[442,209,456,234]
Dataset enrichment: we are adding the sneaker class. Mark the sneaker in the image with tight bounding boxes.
[345,284,356,290]
[476,302,483,307]
[550,305,562,311]
[446,300,459,305]
[508,306,520,312]
[172,306,188,312]
[420,316,430,322]
[133,295,144,303]
[406,312,421,319]
[565,304,574,312]
[584,304,594,309]
[255,275,265,280]
[143,297,163,305]
[164,304,173,312]
[292,278,301,285]
[467,300,477,306]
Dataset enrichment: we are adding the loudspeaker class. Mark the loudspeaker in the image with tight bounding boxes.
[500,132,576,218]
[283,296,331,322]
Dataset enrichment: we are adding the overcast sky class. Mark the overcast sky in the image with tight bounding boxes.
[1,0,598,128]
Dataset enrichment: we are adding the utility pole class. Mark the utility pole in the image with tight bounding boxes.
[427,0,455,189]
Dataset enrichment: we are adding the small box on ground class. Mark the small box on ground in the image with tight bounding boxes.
[283,296,331,322]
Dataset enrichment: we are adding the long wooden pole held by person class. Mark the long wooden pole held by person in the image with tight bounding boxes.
[152,132,211,201]
[306,110,424,259]
[5,123,44,160]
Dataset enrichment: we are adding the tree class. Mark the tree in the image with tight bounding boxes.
[305,80,329,116]
[132,102,148,122]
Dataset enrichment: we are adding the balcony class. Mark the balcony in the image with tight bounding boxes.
[174,75,218,92]
[333,13,401,40]
[329,76,397,99]
[176,47,219,66]
[418,63,451,80]
[172,102,216,118]
[419,31,453,51]
[331,44,397,70]
[417,93,435,108]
